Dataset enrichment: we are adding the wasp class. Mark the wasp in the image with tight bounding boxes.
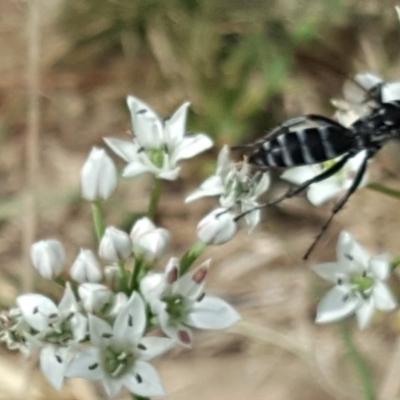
[236,73,400,259]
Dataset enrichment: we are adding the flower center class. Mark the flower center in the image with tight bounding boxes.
[351,274,374,293]
[44,314,75,345]
[163,294,187,323]
[148,149,165,168]
[103,345,135,378]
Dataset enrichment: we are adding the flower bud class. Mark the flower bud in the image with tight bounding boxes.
[107,292,129,318]
[70,249,102,283]
[99,226,132,262]
[78,283,111,314]
[80,147,118,201]
[134,228,171,262]
[30,239,65,279]
[196,208,237,245]
[130,217,156,242]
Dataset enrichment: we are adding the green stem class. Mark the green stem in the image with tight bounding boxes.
[129,258,143,292]
[179,241,207,274]
[91,201,106,241]
[133,395,149,400]
[339,324,376,400]
[367,183,400,200]
[54,277,66,287]
[147,178,163,220]
[118,261,129,293]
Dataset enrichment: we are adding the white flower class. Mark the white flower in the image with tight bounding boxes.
[105,96,213,181]
[141,258,241,347]
[78,283,112,314]
[196,208,237,245]
[99,227,132,262]
[30,239,65,279]
[313,231,397,329]
[130,218,170,262]
[17,283,87,390]
[80,147,118,201]
[70,249,103,283]
[66,292,173,398]
[186,146,270,230]
[281,150,368,206]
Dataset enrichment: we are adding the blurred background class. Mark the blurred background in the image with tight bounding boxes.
[2,0,400,399]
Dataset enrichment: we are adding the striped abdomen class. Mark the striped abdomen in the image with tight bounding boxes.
[249,126,354,167]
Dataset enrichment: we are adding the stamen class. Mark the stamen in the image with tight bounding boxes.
[102,333,113,339]
[345,253,354,261]
[33,307,38,314]
[136,373,143,384]
[128,315,133,327]
[55,355,63,363]
[88,363,99,370]
[197,292,205,302]
[137,343,147,350]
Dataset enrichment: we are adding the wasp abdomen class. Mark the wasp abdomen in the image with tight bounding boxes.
[249,126,354,167]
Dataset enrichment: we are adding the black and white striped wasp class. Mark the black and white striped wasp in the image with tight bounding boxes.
[235,72,400,259]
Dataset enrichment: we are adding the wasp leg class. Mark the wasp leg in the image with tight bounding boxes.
[303,150,373,260]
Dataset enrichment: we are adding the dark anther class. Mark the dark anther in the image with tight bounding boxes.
[345,253,354,261]
[342,294,349,303]
[33,307,39,314]
[128,315,133,327]
[88,363,99,370]
[55,355,63,363]
[337,278,343,285]
[136,109,147,115]
[102,333,113,339]
[136,373,143,384]
[362,271,367,278]
[197,292,205,302]
[137,343,147,350]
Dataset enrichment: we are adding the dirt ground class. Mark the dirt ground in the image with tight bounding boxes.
[1,2,400,400]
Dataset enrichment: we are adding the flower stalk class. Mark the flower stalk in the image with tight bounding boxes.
[147,178,163,220]
[91,201,106,241]
[339,324,376,400]
[179,240,207,274]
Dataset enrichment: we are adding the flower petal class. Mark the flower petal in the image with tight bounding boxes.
[373,281,397,311]
[312,262,347,283]
[315,286,359,324]
[40,345,68,390]
[174,260,210,299]
[173,134,213,161]
[89,315,113,347]
[17,294,58,331]
[307,179,342,206]
[164,102,190,145]
[66,347,103,380]
[185,175,224,203]
[123,161,155,178]
[187,296,241,329]
[104,137,139,162]
[281,165,322,185]
[369,254,391,281]
[114,292,146,346]
[124,361,166,397]
[137,337,175,361]
[355,298,375,329]
[127,96,164,148]
[103,375,125,398]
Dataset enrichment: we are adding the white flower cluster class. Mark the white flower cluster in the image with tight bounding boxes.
[0,96,240,399]
[186,146,271,243]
